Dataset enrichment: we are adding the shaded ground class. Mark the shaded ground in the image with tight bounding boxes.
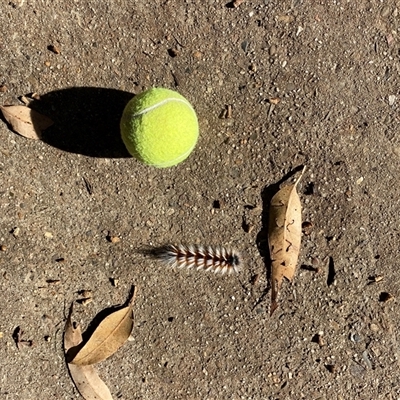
[1,0,399,399]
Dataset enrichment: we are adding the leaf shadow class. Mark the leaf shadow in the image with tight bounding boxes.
[65,285,136,363]
[255,165,305,308]
[29,87,134,158]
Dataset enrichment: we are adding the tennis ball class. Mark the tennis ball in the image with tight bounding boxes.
[120,88,199,168]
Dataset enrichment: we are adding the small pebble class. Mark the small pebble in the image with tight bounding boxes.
[370,323,379,332]
[302,221,313,235]
[78,297,93,306]
[79,289,92,298]
[381,6,391,18]
[362,351,372,369]
[311,257,319,267]
[232,0,244,7]
[349,332,362,343]
[312,333,325,347]
[350,362,365,379]
[20,95,30,105]
[241,40,249,52]
[368,275,383,283]
[269,97,280,105]
[110,277,119,287]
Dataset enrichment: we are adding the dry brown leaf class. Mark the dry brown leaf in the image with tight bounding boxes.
[0,105,53,140]
[68,286,136,366]
[64,304,113,400]
[268,167,305,315]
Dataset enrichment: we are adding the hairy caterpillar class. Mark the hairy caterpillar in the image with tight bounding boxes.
[152,244,241,275]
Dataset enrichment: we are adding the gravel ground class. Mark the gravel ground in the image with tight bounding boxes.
[1,1,400,399]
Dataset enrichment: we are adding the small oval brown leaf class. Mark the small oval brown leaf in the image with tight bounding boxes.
[0,105,53,140]
[268,167,305,315]
[69,287,136,366]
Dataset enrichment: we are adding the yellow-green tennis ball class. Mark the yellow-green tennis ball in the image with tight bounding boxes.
[120,88,199,168]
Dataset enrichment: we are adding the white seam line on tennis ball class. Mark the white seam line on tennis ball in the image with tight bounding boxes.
[132,98,195,117]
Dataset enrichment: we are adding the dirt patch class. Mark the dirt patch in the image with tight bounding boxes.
[0,1,399,398]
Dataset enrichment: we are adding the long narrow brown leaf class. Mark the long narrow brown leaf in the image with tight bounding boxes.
[268,167,305,315]
[69,286,137,366]
[0,105,53,139]
[64,303,113,400]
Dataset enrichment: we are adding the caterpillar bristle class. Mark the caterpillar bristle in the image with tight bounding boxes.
[152,244,241,275]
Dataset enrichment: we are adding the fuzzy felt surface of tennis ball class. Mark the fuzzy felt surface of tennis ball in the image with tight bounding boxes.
[120,88,199,168]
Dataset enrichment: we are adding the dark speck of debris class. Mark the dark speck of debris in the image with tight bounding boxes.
[83,177,93,195]
[167,48,179,57]
[213,200,221,209]
[379,292,394,302]
[250,274,260,285]
[304,182,315,195]
[325,364,336,373]
[311,333,325,347]
[109,277,119,287]
[168,317,174,322]
[12,326,33,349]
[242,216,250,233]
[46,279,61,284]
[300,264,318,272]
[47,44,61,54]
[327,257,335,286]
[302,221,313,235]
[368,275,383,284]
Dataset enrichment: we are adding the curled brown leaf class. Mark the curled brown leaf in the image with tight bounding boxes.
[268,167,305,315]
[68,286,137,366]
[64,303,113,400]
[0,105,53,140]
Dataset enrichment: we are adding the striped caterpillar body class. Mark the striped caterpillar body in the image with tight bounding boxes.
[153,244,241,275]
